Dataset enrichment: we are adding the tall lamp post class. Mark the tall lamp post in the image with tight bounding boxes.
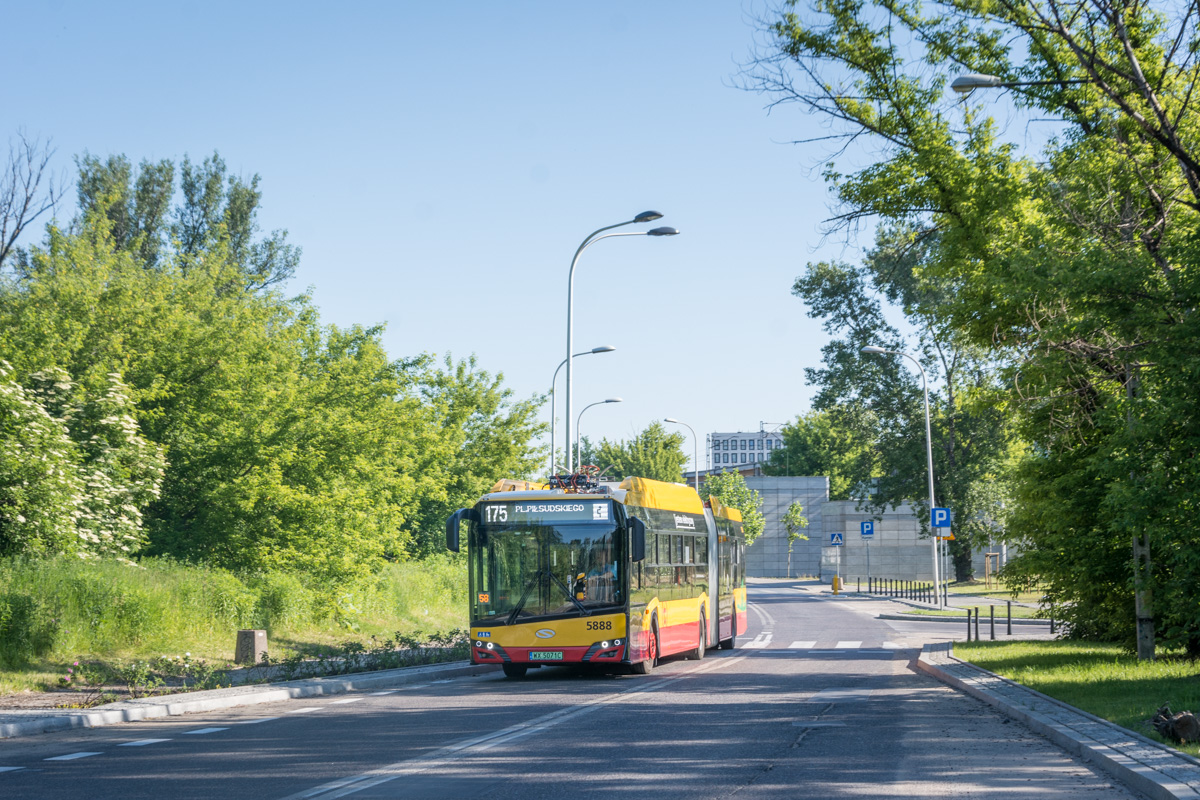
[549,346,616,475]
[862,345,942,608]
[565,212,679,472]
[576,398,623,467]
[664,417,699,491]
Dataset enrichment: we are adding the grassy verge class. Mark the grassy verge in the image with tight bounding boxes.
[902,605,1040,619]
[946,581,1043,604]
[956,640,1200,756]
[0,555,468,695]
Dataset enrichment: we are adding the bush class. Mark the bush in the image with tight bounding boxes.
[251,571,314,631]
[0,591,58,666]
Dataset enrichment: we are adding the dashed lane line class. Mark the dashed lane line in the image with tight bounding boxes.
[288,707,321,714]
[237,717,281,724]
[182,727,228,735]
[44,752,102,761]
[835,640,863,649]
[0,766,23,773]
[330,698,364,705]
[789,641,817,649]
[283,655,749,800]
[119,739,172,747]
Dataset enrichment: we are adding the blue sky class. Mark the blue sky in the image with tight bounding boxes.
[10,2,884,472]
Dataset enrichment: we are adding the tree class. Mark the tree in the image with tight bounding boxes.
[749,0,1200,655]
[782,501,810,579]
[76,153,174,268]
[763,408,879,500]
[593,421,688,484]
[0,133,62,271]
[76,150,300,291]
[699,471,766,545]
[783,225,1014,580]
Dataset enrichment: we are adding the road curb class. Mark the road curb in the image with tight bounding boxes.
[878,612,1052,626]
[917,642,1200,799]
[0,661,500,740]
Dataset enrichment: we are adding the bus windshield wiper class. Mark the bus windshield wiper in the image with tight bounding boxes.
[506,571,542,626]
[548,570,590,616]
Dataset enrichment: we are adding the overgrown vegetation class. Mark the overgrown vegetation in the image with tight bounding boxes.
[0,555,468,694]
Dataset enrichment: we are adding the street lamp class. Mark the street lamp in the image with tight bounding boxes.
[576,398,623,467]
[565,212,679,472]
[664,417,699,491]
[861,345,942,607]
[549,346,616,476]
[951,72,1089,95]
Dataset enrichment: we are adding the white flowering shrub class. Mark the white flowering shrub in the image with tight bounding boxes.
[0,362,82,555]
[0,364,165,559]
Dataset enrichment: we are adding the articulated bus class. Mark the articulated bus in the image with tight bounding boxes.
[446,474,746,677]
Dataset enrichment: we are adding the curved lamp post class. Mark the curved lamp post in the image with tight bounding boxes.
[565,213,678,472]
[549,346,616,475]
[664,417,698,491]
[861,345,942,607]
[951,72,1089,95]
[576,397,623,467]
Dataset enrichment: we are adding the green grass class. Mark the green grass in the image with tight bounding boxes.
[902,605,1040,619]
[956,640,1200,756]
[945,580,1043,604]
[0,555,468,694]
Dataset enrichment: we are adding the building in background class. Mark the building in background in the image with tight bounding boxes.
[706,427,784,471]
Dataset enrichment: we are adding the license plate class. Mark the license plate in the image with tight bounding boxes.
[530,651,563,661]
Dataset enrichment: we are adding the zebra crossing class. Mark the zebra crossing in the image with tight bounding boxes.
[741,636,904,655]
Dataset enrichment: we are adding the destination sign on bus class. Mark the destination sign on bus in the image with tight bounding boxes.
[482,500,611,524]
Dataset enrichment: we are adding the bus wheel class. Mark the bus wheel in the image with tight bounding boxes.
[502,664,528,679]
[688,615,706,660]
[630,624,657,675]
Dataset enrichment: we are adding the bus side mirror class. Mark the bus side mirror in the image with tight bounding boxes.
[629,517,646,562]
[446,508,475,553]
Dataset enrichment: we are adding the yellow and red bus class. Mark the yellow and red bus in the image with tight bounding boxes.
[446,475,746,678]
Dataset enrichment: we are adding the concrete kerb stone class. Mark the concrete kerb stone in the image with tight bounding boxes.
[0,661,500,740]
[918,641,1200,800]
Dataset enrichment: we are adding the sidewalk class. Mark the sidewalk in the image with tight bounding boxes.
[0,661,499,739]
[919,641,1200,800]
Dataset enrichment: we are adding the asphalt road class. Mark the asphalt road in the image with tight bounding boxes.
[0,581,1144,799]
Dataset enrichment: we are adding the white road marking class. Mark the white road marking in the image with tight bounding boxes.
[44,752,102,761]
[835,640,863,649]
[183,727,228,735]
[749,602,775,627]
[283,656,748,800]
[236,717,281,724]
[369,690,399,696]
[743,632,773,649]
[288,707,321,714]
[883,641,902,649]
[808,688,874,703]
[789,641,817,649]
[0,766,24,772]
[431,680,453,684]
[330,697,364,705]
[119,739,172,747]
[793,721,847,727]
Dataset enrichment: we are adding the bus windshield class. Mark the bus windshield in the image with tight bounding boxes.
[471,520,622,623]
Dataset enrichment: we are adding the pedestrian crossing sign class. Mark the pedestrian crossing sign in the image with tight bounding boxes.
[829,532,844,546]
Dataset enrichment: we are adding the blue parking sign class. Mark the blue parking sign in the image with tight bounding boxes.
[861,520,874,538]
[931,507,952,528]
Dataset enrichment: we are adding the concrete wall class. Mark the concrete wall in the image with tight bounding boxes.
[742,476,830,579]
[742,480,1006,582]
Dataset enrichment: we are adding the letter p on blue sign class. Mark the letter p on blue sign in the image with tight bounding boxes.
[931,507,951,528]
